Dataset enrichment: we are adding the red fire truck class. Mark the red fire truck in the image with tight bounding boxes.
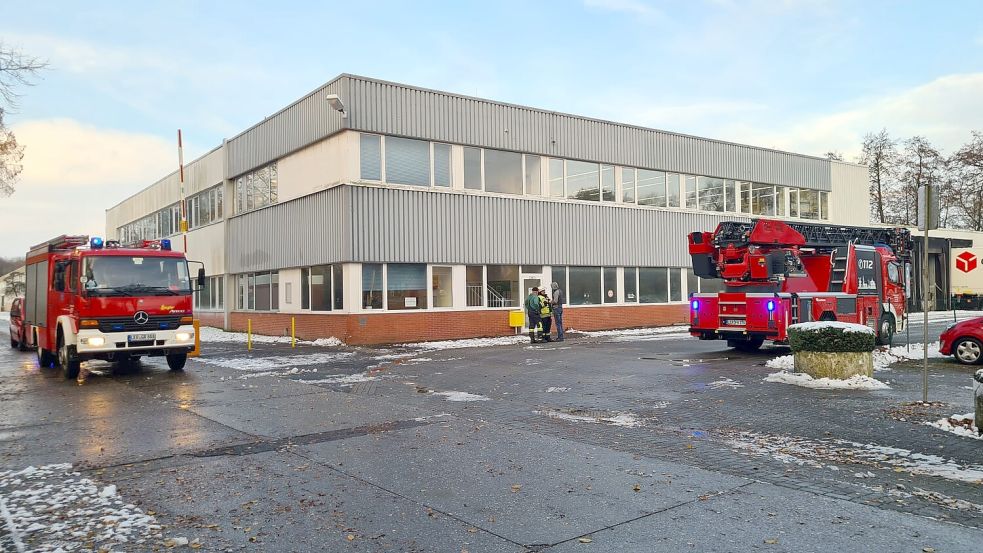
[687,219,912,351]
[24,235,204,378]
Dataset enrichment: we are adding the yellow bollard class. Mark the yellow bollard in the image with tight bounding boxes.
[247,319,252,351]
[190,319,201,358]
[291,317,296,348]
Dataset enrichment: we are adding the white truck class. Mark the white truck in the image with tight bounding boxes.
[951,247,983,310]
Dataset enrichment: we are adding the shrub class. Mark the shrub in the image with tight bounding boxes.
[788,321,876,353]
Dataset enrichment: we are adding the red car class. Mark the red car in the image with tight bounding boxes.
[8,297,27,351]
[939,317,983,365]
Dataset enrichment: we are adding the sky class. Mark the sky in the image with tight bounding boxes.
[1,0,983,257]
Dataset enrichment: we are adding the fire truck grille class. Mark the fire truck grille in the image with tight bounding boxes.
[96,316,183,333]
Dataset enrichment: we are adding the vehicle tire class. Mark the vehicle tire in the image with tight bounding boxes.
[57,333,81,380]
[819,312,836,321]
[17,330,27,352]
[953,338,983,365]
[10,336,16,348]
[876,315,895,347]
[166,353,187,371]
[734,338,764,352]
[36,333,56,369]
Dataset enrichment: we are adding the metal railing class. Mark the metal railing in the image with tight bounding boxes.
[466,284,514,308]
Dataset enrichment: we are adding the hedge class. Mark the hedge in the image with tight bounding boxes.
[788,322,876,353]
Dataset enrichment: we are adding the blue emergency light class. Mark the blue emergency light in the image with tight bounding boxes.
[159,239,172,251]
[90,237,104,249]
[691,299,700,310]
[766,300,776,312]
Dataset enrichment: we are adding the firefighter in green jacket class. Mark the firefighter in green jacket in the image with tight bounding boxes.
[525,287,543,343]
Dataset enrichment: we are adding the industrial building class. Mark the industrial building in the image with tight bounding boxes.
[105,74,871,344]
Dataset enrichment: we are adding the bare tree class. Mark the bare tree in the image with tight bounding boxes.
[0,43,47,197]
[950,131,983,230]
[2,271,25,298]
[824,151,844,161]
[894,136,943,227]
[858,129,897,224]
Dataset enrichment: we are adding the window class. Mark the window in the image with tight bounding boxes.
[301,268,310,309]
[362,264,384,309]
[789,189,799,217]
[637,169,665,207]
[464,147,482,190]
[888,262,901,284]
[624,267,637,302]
[550,266,568,294]
[750,183,775,216]
[725,180,736,212]
[669,268,682,302]
[548,158,564,197]
[601,165,615,201]
[568,266,601,305]
[195,276,224,310]
[118,203,181,243]
[308,265,343,311]
[776,186,787,216]
[698,177,725,212]
[566,160,599,201]
[432,266,453,307]
[484,149,523,195]
[799,189,820,219]
[740,181,751,213]
[819,191,829,220]
[684,176,698,209]
[466,265,484,307]
[639,267,668,303]
[621,168,636,203]
[234,163,277,213]
[360,134,382,180]
[235,271,276,311]
[667,173,681,207]
[433,143,452,187]
[188,185,223,229]
[387,264,427,309]
[524,155,542,195]
[685,268,698,297]
[332,265,343,310]
[486,265,519,308]
[603,267,617,303]
[385,136,430,186]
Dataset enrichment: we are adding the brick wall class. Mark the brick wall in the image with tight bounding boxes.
[226,303,688,345]
[196,312,224,328]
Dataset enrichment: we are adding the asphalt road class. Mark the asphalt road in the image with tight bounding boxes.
[1,321,981,552]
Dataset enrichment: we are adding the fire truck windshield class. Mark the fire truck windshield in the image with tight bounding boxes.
[83,256,191,296]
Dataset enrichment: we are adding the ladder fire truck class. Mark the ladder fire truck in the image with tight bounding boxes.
[687,219,912,351]
[24,235,204,378]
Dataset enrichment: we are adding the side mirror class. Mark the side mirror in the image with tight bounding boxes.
[197,267,206,287]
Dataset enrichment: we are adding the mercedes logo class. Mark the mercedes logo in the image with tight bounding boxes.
[133,311,150,325]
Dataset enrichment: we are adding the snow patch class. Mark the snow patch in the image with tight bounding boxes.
[578,326,689,342]
[196,351,354,371]
[0,463,163,551]
[764,371,889,390]
[765,354,795,371]
[545,387,570,393]
[536,409,646,427]
[403,335,530,351]
[789,321,875,334]
[303,372,379,386]
[925,413,981,441]
[706,378,744,390]
[430,390,490,402]
[199,325,342,346]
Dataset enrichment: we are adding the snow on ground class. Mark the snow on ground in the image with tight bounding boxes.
[727,431,983,484]
[789,321,874,334]
[764,371,890,390]
[199,326,342,346]
[402,334,530,351]
[925,413,981,441]
[764,354,795,371]
[576,325,690,342]
[303,372,381,386]
[430,390,490,402]
[545,387,570,393]
[196,351,354,371]
[535,409,646,427]
[705,378,744,389]
[766,341,946,375]
[0,464,164,551]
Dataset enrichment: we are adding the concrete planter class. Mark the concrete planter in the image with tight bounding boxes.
[793,350,873,379]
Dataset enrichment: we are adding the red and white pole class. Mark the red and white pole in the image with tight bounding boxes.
[177,129,188,253]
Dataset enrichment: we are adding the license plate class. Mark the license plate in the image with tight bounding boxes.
[128,333,155,342]
[721,319,745,326]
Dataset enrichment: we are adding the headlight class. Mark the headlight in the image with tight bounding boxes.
[83,336,106,347]
[175,332,193,342]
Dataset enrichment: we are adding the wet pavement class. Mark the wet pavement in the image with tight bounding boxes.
[1,321,981,552]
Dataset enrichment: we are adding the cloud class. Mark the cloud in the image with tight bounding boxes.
[0,119,175,257]
[716,73,983,159]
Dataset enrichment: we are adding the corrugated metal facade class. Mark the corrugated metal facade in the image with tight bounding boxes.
[222,74,831,191]
[227,184,748,273]
[227,186,351,273]
[226,78,348,178]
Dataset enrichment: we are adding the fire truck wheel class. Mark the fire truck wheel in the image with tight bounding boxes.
[57,334,80,379]
[166,353,187,371]
[876,316,895,346]
[36,333,56,369]
[953,338,983,365]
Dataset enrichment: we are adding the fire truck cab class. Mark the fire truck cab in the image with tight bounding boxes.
[24,235,204,378]
[687,219,911,351]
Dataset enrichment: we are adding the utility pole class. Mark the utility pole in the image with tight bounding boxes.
[178,130,188,253]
